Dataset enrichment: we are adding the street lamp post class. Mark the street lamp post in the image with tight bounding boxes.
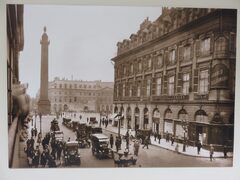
[39,112,42,134]
[182,119,189,152]
[34,112,37,129]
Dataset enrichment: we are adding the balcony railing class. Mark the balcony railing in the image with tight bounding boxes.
[194,94,209,100]
[152,95,189,101]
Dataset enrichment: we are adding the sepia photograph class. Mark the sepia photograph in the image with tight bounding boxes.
[5,2,237,171]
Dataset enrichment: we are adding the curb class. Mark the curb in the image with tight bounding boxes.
[102,128,233,159]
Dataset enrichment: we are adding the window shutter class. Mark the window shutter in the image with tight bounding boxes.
[125,82,129,96]
[193,69,199,93]
[142,79,147,96]
[210,35,214,54]
[190,43,194,59]
[179,46,184,61]
[164,51,169,65]
[177,72,182,94]
[151,77,156,96]
[196,40,200,57]
[163,75,168,95]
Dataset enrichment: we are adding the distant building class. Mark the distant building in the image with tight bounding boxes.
[112,8,236,150]
[47,77,113,115]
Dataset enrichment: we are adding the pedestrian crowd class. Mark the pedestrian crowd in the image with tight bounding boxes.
[24,130,65,168]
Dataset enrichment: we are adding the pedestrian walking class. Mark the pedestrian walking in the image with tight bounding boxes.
[223,145,228,159]
[125,136,129,150]
[115,136,120,152]
[166,131,170,142]
[158,133,161,144]
[210,144,214,161]
[142,136,149,149]
[68,137,71,142]
[40,152,47,167]
[37,132,42,145]
[134,139,140,156]
[31,128,35,137]
[175,143,179,153]
[196,140,202,155]
[154,132,157,141]
[110,134,114,149]
[171,136,175,146]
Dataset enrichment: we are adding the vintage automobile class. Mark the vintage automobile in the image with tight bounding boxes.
[76,123,90,148]
[50,119,60,131]
[62,118,72,128]
[135,129,152,144]
[91,133,112,159]
[91,127,102,134]
[89,117,98,124]
[64,141,81,166]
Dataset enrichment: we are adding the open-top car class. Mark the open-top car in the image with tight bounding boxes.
[64,141,81,166]
[91,133,112,159]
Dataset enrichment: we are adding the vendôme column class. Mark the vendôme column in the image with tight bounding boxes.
[38,26,51,114]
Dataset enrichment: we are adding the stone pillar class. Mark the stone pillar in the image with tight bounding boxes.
[131,104,135,130]
[38,26,51,114]
[123,105,127,129]
[148,105,153,130]
[139,105,144,129]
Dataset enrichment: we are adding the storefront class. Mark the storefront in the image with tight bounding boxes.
[126,107,132,129]
[134,107,140,130]
[152,108,160,133]
[164,108,173,134]
[143,108,149,129]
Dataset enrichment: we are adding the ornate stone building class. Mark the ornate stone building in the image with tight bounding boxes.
[48,77,113,114]
[112,8,236,150]
[7,5,30,167]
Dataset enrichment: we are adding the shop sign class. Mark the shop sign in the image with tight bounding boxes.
[211,64,229,89]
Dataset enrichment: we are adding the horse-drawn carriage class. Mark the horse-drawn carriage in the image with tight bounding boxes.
[135,129,152,144]
[62,117,72,128]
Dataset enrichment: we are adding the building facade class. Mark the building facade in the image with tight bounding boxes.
[48,77,113,115]
[7,5,30,167]
[112,8,236,150]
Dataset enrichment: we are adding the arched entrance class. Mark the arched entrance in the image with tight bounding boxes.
[63,104,68,112]
[164,107,173,134]
[143,108,149,129]
[54,104,57,113]
[176,109,189,140]
[126,107,132,129]
[114,106,118,113]
[134,107,140,130]
[194,109,208,143]
[152,108,160,133]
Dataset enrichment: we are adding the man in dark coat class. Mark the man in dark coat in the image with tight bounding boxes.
[197,140,202,154]
[142,136,149,149]
[110,134,114,148]
[158,133,161,144]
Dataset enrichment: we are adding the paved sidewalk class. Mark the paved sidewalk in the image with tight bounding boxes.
[102,124,233,158]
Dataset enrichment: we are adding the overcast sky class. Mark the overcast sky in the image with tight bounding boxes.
[19,5,162,97]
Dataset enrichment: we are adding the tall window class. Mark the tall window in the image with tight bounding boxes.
[148,59,152,69]
[137,84,141,97]
[123,66,126,76]
[199,70,209,94]
[116,86,119,98]
[157,55,163,67]
[74,97,77,102]
[182,73,190,95]
[123,83,125,97]
[169,50,176,64]
[59,84,62,88]
[138,62,142,72]
[129,84,132,97]
[130,64,134,74]
[184,46,191,60]
[200,38,210,55]
[146,79,151,96]
[156,78,162,96]
[168,76,175,96]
